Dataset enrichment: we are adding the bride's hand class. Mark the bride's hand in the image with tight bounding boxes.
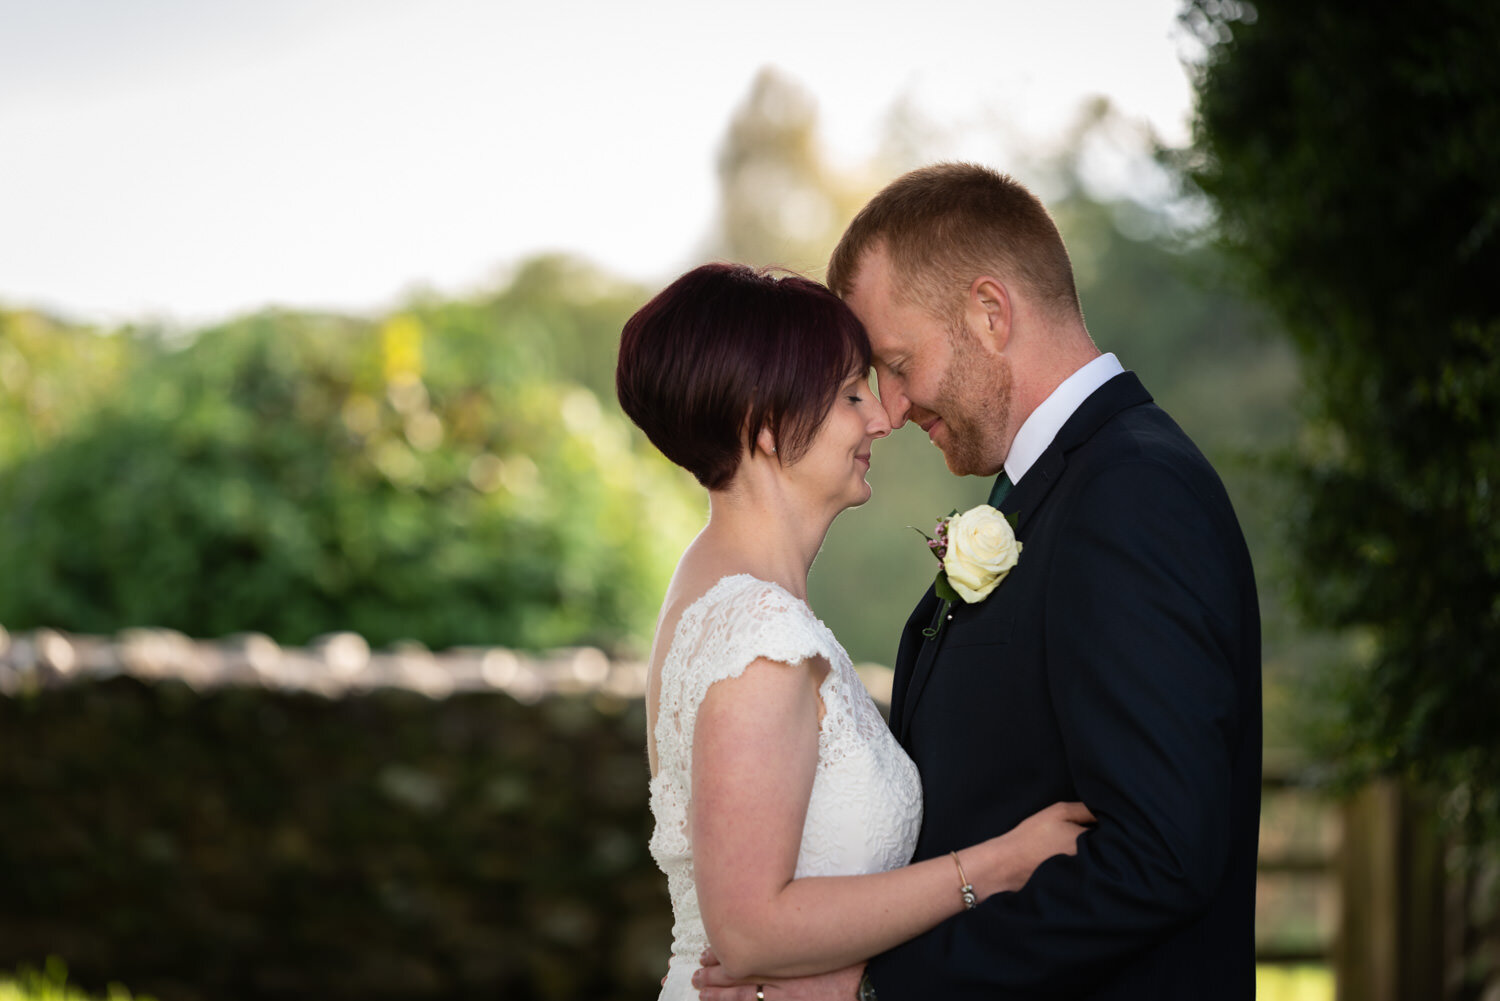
[964,801,1095,899]
[694,948,863,1001]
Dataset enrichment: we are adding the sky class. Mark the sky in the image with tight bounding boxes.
[0,0,1198,326]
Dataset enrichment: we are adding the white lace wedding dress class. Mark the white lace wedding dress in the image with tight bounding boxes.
[649,574,923,1000]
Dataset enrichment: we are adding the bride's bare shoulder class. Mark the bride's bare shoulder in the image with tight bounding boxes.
[649,559,739,662]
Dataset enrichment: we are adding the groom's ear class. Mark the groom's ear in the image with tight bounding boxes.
[966,276,1012,355]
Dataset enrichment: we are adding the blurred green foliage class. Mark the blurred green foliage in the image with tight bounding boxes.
[0,260,700,653]
[0,958,156,1001]
[0,678,667,1001]
[1185,0,1500,840]
[0,311,135,466]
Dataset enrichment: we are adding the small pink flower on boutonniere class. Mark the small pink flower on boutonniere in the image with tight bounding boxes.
[914,504,1021,639]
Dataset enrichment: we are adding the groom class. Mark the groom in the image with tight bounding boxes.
[699,163,1261,999]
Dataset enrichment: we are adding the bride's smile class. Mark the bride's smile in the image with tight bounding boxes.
[776,369,890,513]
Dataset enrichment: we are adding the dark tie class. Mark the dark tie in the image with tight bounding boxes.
[988,471,1013,508]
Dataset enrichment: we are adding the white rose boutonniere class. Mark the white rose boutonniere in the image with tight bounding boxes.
[942,504,1022,602]
[915,504,1021,638]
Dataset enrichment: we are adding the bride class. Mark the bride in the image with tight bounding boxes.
[616,263,1092,1000]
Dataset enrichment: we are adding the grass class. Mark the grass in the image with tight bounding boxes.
[1257,963,1334,1001]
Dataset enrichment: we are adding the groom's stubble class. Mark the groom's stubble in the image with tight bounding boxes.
[933,318,1014,478]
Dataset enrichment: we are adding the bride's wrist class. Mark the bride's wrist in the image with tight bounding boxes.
[964,838,1024,899]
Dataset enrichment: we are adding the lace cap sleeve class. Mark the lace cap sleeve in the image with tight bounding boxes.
[654,575,833,774]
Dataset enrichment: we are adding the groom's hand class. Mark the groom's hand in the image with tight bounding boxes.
[693,949,864,1001]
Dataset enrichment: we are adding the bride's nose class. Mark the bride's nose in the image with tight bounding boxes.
[867,405,892,440]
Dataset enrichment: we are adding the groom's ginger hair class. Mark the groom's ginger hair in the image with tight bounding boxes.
[827,162,1082,324]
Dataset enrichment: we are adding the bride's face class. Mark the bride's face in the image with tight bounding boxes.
[782,369,891,510]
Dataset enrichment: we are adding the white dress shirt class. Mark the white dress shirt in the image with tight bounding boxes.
[1004,353,1126,484]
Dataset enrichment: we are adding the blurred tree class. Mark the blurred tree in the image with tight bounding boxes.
[1183,0,1500,835]
[708,68,874,274]
[0,266,700,654]
[472,254,649,402]
[0,309,136,465]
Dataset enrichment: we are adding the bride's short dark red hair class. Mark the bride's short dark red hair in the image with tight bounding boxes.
[616,263,872,490]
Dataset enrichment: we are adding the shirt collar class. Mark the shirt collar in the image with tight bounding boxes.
[1004,353,1125,484]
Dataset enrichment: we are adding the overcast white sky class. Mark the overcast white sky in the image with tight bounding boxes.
[0,0,1197,325]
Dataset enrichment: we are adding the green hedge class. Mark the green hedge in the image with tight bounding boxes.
[0,294,700,656]
[0,677,670,1001]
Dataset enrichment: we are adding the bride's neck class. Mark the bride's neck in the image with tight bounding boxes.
[696,489,832,600]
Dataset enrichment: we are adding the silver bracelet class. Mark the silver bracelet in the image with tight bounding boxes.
[950,850,978,909]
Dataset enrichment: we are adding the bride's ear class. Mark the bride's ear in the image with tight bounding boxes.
[755,426,780,461]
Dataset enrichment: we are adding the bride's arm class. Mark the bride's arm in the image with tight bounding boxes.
[692,657,1089,981]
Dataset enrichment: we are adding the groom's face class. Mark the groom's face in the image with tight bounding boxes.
[844,248,1011,477]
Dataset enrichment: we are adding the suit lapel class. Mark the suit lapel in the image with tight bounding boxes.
[1001,372,1151,521]
[894,372,1154,741]
[892,591,946,744]
[1050,371,1152,454]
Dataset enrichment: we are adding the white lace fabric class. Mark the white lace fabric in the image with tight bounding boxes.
[648,575,923,1000]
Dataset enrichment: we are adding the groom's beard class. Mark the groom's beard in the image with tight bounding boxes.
[934,322,1013,478]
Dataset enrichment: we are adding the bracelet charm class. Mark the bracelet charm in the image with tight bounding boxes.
[950,850,978,910]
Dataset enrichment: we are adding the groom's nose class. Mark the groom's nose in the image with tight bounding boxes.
[875,371,910,429]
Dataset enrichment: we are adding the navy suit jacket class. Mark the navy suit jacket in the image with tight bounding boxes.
[866,372,1261,1000]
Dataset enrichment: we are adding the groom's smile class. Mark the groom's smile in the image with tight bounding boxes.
[844,246,1012,478]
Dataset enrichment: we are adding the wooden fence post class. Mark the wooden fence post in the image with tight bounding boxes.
[1336,779,1446,1001]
